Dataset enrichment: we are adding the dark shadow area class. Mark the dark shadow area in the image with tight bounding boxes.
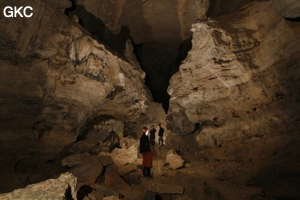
[77,185,93,200]
[133,43,173,112]
[76,114,116,142]
[175,37,192,67]
[284,17,300,22]
[246,167,300,200]
[102,130,121,152]
[65,186,74,200]
[133,37,192,112]
[155,194,163,200]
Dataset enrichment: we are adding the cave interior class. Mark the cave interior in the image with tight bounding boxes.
[0,0,300,200]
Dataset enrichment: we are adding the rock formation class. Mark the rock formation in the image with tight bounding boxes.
[0,0,154,192]
[167,0,300,144]
[166,1,300,199]
[67,0,209,109]
[0,172,77,200]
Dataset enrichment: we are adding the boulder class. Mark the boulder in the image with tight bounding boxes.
[123,170,143,185]
[97,154,114,167]
[166,151,185,169]
[68,137,99,154]
[104,172,131,194]
[0,173,77,200]
[111,146,138,167]
[117,163,137,176]
[62,153,104,189]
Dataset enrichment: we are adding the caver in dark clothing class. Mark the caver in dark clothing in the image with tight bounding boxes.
[149,126,156,148]
[158,123,164,146]
[140,127,150,154]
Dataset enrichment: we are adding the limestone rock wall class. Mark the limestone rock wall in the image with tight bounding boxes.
[72,0,209,108]
[74,0,255,109]
[0,0,151,191]
[167,1,300,144]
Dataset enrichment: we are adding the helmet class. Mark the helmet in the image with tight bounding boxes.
[142,127,148,132]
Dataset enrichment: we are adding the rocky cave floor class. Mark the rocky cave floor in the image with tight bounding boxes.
[1,129,299,200]
[144,132,300,200]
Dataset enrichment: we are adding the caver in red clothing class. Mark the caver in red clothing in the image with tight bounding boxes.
[139,127,153,178]
[142,150,153,167]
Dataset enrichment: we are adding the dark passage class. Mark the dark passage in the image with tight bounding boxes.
[65,1,192,112]
[134,37,192,112]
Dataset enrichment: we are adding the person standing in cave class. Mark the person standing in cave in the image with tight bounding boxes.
[157,123,164,146]
[139,127,153,178]
[149,125,156,148]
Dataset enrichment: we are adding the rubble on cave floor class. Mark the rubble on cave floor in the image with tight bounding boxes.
[1,84,299,199]
[2,127,299,200]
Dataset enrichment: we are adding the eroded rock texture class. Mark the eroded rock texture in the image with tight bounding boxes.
[69,0,209,108]
[167,1,300,198]
[0,0,152,191]
[68,0,257,109]
[0,172,77,200]
[168,1,300,139]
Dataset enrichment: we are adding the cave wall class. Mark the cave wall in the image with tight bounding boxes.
[0,0,152,190]
[71,0,258,109]
[167,1,300,145]
[1,0,300,196]
[72,0,209,108]
[164,2,300,197]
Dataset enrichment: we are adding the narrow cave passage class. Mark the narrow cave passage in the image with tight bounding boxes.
[65,0,192,112]
[133,39,192,111]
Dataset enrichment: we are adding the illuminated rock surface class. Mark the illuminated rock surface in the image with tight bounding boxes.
[0,173,77,200]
